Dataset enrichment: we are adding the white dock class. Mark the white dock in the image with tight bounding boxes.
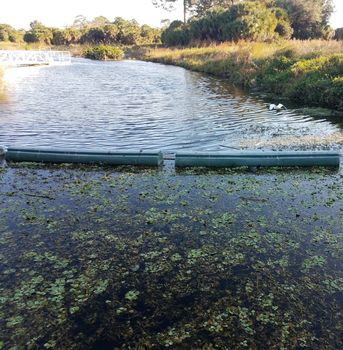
[0,50,71,67]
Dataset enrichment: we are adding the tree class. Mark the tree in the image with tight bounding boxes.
[161,20,190,45]
[275,0,334,39]
[160,19,171,28]
[0,24,23,42]
[23,21,53,44]
[153,0,238,23]
[218,1,281,41]
[72,15,89,30]
[153,0,195,23]
[192,0,237,17]
[161,1,292,46]
[89,16,111,28]
[63,27,82,44]
[80,27,105,44]
[51,29,66,45]
[0,26,9,42]
[103,24,120,44]
[113,17,142,45]
[140,25,161,44]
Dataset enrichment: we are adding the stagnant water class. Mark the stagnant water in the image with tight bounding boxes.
[0,58,342,151]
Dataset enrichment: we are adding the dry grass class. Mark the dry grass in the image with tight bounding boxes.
[0,42,47,50]
[0,39,342,59]
[145,40,343,62]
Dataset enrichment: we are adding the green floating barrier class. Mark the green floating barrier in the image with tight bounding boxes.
[5,147,163,166]
[175,151,340,168]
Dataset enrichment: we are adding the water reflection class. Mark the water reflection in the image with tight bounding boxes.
[0,59,342,151]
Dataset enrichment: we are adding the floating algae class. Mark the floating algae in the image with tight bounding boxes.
[0,163,342,349]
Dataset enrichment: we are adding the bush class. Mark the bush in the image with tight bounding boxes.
[83,45,124,60]
[274,47,297,59]
[161,2,292,46]
[258,53,343,110]
[219,2,279,42]
[161,21,190,46]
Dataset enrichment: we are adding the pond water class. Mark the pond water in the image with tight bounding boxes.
[0,58,342,151]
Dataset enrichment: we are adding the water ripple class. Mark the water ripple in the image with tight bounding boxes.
[0,59,342,151]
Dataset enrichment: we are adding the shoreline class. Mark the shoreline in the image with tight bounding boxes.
[140,41,343,115]
[1,40,343,114]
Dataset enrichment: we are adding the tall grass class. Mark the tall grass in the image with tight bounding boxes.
[145,40,343,60]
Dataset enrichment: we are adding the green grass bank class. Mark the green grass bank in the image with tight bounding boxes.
[142,40,343,112]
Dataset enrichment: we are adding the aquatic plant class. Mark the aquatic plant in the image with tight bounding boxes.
[0,163,342,349]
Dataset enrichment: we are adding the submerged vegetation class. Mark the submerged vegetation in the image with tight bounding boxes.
[0,163,342,349]
[143,40,343,111]
[0,2,342,348]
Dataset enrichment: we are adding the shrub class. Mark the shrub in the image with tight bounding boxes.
[258,53,343,110]
[161,2,292,46]
[219,2,279,42]
[274,47,297,59]
[161,21,190,46]
[83,45,124,60]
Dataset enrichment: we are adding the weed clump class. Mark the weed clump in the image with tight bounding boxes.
[83,45,124,60]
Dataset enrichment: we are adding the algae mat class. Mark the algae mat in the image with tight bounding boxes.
[0,164,342,349]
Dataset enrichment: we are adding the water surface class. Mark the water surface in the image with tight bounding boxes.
[0,59,342,151]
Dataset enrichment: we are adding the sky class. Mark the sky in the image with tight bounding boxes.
[0,0,342,30]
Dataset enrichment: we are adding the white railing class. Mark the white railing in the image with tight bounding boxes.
[0,50,71,66]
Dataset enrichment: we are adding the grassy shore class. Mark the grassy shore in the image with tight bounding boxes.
[142,40,343,112]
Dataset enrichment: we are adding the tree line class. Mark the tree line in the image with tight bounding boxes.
[0,1,342,47]
[157,0,341,45]
[0,16,161,46]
